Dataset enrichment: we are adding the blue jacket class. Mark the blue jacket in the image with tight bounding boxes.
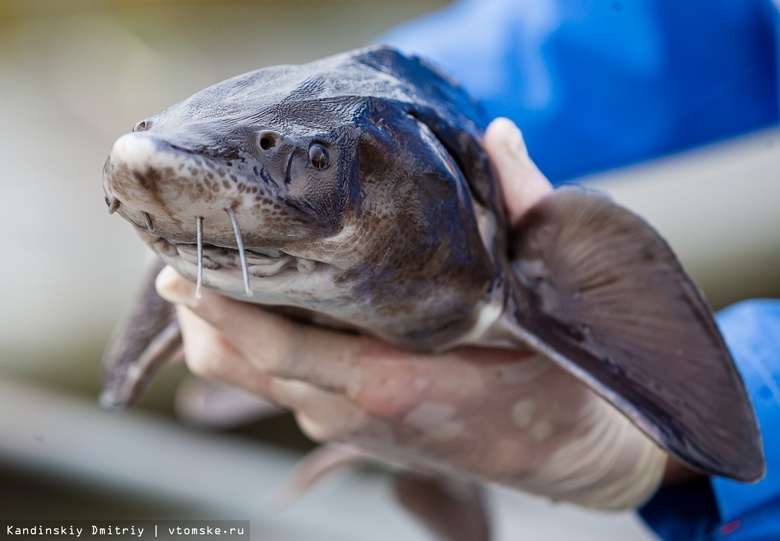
[381,0,778,184]
[641,300,780,540]
[382,2,780,538]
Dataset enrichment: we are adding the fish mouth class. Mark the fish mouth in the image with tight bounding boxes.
[105,189,325,299]
[162,239,316,277]
[138,208,319,300]
[153,234,320,299]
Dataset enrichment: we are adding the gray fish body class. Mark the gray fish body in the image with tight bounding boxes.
[102,46,763,483]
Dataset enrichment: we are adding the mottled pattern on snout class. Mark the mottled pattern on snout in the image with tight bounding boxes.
[104,130,330,248]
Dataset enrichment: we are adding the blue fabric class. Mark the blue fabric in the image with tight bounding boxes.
[640,300,780,540]
[380,0,778,183]
[640,477,719,540]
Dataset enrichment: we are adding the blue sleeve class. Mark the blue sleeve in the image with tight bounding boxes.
[639,300,780,540]
[379,0,779,183]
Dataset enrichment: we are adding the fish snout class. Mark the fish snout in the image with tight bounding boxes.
[104,132,184,212]
[110,131,162,169]
[104,132,236,231]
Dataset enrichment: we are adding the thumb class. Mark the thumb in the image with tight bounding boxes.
[483,118,553,224]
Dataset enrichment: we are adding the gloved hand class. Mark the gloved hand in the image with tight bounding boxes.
[156,118,669,510]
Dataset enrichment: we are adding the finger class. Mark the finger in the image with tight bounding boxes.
[160,267,473,417]
[174,375,282,428]
[160,267,538,422]
[177,302,370,437]
[272,379,370,442]
[175,304,278,398]
[484,117,553,224]
[157,266,373,395]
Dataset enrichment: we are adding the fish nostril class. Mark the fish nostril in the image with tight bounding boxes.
[258,131,277,150]
[143,212,154,232]
[105,195,121,214]
[133,119,152,132]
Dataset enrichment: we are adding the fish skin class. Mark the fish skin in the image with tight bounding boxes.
[103,47,498,350]
[102,45,764,484]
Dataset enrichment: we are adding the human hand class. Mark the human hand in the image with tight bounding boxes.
[156,118,668,510]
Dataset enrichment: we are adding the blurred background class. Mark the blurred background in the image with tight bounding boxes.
[0,1,777,539]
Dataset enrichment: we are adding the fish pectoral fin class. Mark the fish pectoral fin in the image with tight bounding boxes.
[505,186,764,482]
[393,473,490,541]
[100,259,182,410]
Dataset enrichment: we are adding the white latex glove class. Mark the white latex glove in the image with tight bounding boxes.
[156,118,667,510]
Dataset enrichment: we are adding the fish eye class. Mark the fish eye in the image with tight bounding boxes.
[308,143,330,169]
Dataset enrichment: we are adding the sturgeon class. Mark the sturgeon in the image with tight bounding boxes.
[101,45,764,486]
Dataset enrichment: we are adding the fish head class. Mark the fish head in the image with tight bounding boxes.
[103,46,501,346]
